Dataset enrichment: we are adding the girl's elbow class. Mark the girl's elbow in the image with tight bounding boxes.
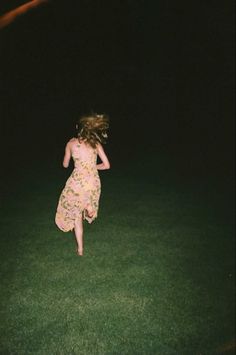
[106,163,111,169]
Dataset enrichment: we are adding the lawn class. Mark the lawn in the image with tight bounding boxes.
[0,155,235,354]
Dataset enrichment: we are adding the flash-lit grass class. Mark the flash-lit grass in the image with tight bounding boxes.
[0,157,235,354]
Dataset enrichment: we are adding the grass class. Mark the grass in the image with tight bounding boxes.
[0,155,235,354]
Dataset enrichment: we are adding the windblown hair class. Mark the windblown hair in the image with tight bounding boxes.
[76,113,109,148]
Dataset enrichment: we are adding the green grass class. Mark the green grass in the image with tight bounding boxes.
[0,157,235,354]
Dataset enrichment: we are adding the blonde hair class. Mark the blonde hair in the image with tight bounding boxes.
[76,113,109,148]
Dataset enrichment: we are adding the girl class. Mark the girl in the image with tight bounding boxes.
[55,113,110,256]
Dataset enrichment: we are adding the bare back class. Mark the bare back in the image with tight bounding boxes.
[63,137,110,171]
[69,138,97,172]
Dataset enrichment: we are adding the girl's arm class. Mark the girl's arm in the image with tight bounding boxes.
[96,143,110,170]
[62,142,72,168]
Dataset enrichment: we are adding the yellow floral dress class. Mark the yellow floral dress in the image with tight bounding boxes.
[55,141,101,232]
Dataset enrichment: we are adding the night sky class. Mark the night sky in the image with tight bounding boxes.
[0,0,235,179]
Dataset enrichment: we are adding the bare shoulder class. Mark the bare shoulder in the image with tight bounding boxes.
[96,142,103,151]
[67,137,78,147]
[96,143,108,157]
[69,137,77,143]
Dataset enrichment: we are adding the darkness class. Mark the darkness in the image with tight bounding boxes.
[0,0,235,181]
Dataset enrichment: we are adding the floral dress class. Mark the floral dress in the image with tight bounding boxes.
[55,141,101,232]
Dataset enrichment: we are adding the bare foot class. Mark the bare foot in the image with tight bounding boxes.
[76,249,83,256]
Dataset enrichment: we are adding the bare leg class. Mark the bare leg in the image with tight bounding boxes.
[74,215,83,256]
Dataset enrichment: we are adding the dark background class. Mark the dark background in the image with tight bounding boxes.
[0,0,235,181]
